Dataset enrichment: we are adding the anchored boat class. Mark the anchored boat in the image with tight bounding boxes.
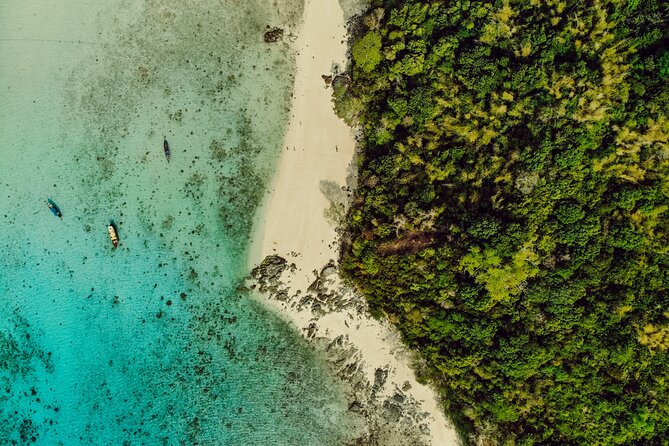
[163,138,171,162]
[108,223,119,248]
[46,198,62,218]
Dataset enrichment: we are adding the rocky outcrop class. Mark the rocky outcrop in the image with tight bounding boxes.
[248,255,438,446]
[263,26,285,43]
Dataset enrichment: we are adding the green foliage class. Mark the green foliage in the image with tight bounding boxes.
[339,0,669,444]
[352,31,383,73]
[332,76,364,125]
[660,51,669,80]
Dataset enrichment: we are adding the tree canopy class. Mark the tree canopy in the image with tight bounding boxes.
[337,0,669,444]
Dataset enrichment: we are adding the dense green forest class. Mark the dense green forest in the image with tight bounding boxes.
[335,0,669,444]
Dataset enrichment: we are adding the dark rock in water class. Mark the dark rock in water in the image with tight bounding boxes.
[348,400,364,413]
[263,26,284,43]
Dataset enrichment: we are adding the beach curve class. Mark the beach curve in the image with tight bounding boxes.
[248,0,461,444]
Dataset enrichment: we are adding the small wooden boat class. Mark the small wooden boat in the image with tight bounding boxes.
[46,198,62,218]
[163,138,171,162]
[108,223,119,248]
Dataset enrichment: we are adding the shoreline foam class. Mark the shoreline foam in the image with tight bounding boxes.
[248,0,460,444]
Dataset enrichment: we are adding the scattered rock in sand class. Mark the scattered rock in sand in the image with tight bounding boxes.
[373,367,389,394]
[250,254,288,294]
[305,322,318,339]
[247,255,443,446]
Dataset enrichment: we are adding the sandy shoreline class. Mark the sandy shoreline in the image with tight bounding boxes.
[248,0,460,444]
[248,0,355,289]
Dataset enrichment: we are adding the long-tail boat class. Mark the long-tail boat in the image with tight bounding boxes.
[46,198,62,219]
[163,138,171,162]
[108,222,119,248]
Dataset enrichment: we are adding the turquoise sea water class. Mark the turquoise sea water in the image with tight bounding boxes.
[0,1,361,444]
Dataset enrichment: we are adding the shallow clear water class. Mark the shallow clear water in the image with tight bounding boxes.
[0,1,360,444]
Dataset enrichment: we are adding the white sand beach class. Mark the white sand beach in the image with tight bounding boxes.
[249,0,460,444]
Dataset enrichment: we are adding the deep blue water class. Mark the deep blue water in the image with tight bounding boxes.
[0,0,360,444]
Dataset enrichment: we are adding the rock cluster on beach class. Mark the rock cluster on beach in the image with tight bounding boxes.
[249,255,437,446]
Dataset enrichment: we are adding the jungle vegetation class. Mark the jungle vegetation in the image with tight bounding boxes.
[335,0,669,444]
